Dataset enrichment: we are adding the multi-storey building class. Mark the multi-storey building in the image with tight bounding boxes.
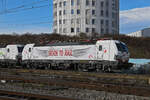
[53,0,119,36]
[126,28,150,37]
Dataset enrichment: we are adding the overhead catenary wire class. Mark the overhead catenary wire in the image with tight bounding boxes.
[0,0,50,15]
[0,0,52,33]
[0,0,52,24]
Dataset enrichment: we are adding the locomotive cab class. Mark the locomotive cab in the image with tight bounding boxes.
[5,45,24,66]
[96,40,130,70]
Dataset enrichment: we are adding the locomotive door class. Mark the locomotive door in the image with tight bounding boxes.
[96,42,110,60]
[6,48,10,60]
[97,45,103,60]
[28,45,34,60]
[23,44,35,60]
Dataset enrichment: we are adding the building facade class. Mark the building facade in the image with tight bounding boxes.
[53,0,119,36]
[126,28,150,37]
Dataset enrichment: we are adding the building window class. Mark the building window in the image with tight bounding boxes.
[112,3,115,10]
[71,9,74,14]
[63,10,66,15]
[63,1,66,6]
[77,0,80,5]
[86,28,89,32]
[59,20,62,24]
[92,28,95,33]
[112,12,115,19]
[59,2,62,7]
[71,0,74,6]
[92,0,95,6]
[101,10,104,16]
[86,0,90,6]
[71,28,74,33]
[106,28,109,34]
[106,10,109,17]
[106,20,109,26]
[77,28,80,32]
[101,1,104,8]
[101,28,104,34]
[63,19,66,24]
[59,10,62,16]
[92,19,95,25]
[92,10,95,15]
[106,0,109,7]
[77,9,80,14]
[101,20,104,25]
[112,21,115,28]
[54,3,57,8]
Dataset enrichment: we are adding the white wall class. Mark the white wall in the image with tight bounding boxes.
[53,0,119,36]
[126,28,150,37]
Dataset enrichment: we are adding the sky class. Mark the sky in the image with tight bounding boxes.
[120,0,150,33]
[0,0,150,34]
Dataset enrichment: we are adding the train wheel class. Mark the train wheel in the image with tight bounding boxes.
[103,65,111,72]
[48,64,51,69]
[78,64,88,72]
[73,63,78,71]
[26,63,30,69]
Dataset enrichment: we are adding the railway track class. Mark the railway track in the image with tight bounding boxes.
[1,68,150,87]
[0,90,80,100]
[1,68,150,97]
[0,73,150,97]
[0,96,17,100]
[1,68,150,81]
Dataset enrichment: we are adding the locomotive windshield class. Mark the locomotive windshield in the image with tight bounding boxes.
[116,42,128,53]
[18,46,24,53]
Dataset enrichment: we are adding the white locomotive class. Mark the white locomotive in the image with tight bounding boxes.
[21,39,130,71]
[0,39,130,71]
[0,45,24,66]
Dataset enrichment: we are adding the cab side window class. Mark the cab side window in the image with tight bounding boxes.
[7,49,10,53]
[99,45,102,51]
[29,48,31,52]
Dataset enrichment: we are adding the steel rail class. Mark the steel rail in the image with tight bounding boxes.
[0,74,150,97]
[0,96,17,100]
[0,90,80,100]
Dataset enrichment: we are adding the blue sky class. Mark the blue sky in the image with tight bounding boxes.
[0,0,53,34]
[0,0,150,34]
[120,0,150,10]
[120,0,150,33]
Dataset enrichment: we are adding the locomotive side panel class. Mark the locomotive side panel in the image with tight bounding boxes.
[31,45,97,61]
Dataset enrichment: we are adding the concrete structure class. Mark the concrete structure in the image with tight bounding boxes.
[53,0,119,36]
[126,28,150,37]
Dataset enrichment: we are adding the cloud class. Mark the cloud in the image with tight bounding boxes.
[120,7,150,33]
